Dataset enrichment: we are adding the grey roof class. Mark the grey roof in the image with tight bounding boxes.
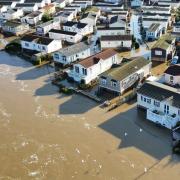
[56,11,72,17]
[16,3,36,7]
[101,35,132,41]
[0,2,13,6]
[6,9,16,13]
[63,21,77,27]
[3,20,24,27]
[143,17,168,22]
[25,0,43,2]
[164,65,180,76]
[37,20,56,28]
[55,42,90,56]
[138,81,180,108]
[142,6,170,11]
[49,29,77,36]
[21,34,54,45]
[142,12,171,17]
[147,23,161,32]
[101,57,150,81]
[66,5,81,8]
[26,11,42,17]
[151,35,175,50]
[81,12,96,20]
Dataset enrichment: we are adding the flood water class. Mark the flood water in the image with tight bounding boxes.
[0,51,179,180]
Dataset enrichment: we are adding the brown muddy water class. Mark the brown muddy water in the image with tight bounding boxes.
[0,51,179,180]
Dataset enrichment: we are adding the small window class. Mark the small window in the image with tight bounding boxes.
[155,50,162,56]
[154,100,160,107]
[25,43,29,47]
[164,104,169,114]
[62,56,66,61]
[75,66,79,73]
[54,53,59,59]
[111,80,117,87]
[82,68,87,75]
[121,41,123,47]
[101,78,107,85]
[170,75,174,82]
[147,99,151,104]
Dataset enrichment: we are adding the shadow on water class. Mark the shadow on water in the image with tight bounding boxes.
[16,64,54,80]
[0,51,54,80]
[35,82,59,96]
[59,94,98,115]
[35,82,98,114]
[0,51,32,68]
[99,106,174,160]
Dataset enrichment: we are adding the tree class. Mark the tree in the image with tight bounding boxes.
[42,13,52,23]
[175,7,180,22]
[135,42,140,49]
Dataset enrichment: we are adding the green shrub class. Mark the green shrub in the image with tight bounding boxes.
[175,7,180,22]
[5,42,21,53]
[78,83,91,90]
[67,77,74,83]
[35,54,52,65]
[60,87,73,95]
[58,84,73,95]
[135,42,140,49]
[42,13,53,23]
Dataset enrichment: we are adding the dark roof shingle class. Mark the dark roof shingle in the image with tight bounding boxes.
[138,81,180,108]
[164,65,180,76]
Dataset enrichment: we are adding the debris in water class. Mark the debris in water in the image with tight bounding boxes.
[75,148,80,154]
[28,171,40,177]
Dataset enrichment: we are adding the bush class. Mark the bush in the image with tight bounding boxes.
[175,7,180,22]
[67,76,74,83]
[81,36,88,42]
[132,36,136,43]
[60,87,73,95]
[135,42,140,49]
[78,83,91,90]
[42,13,53,23]
[35,54,52,65]
[5,42,21,53]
